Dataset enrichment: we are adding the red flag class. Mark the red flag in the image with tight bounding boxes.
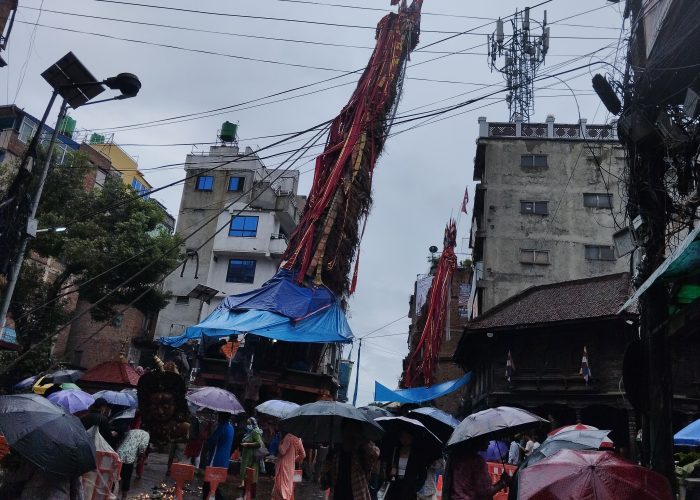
[461,187,469,213]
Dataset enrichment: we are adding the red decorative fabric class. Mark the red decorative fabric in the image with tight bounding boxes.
[404,220,457,387]
[281,1,423,298]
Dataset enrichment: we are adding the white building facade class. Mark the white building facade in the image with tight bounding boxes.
[155,144,303,340]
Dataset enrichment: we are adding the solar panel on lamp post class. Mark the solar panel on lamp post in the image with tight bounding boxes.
[0,52,141,332]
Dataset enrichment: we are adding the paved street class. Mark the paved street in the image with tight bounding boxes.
[127,453,326,499]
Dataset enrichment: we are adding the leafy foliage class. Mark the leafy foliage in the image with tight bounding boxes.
[2,151,182,382]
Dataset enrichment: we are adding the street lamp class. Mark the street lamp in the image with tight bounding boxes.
[35,227,67,234]
[0,52,141,330]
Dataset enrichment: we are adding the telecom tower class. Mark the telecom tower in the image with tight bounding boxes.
[488,7,550,122]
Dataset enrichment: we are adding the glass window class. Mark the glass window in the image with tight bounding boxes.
[519,249,550,265]
[520,201,549,215]
[228,176,244,192]
[18,119,38,144]
[175,296,190,305]
[196,175,214,191]
[131,178,150,199]
[226,259,256,283]
[520,154,548,168]
[583,193,613,208]
[229,215,259,237]
[585,245,616,261]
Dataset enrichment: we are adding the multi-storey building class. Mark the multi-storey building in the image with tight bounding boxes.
[89,139,152,198]
[469,115,629,316]
[155,143,303,340]
[155,140,346,404]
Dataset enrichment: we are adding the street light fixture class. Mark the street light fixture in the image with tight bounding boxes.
[0,52,141,330]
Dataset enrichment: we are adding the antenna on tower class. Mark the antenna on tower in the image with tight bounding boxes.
[488,7,549,122]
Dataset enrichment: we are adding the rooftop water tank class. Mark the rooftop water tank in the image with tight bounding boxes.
[89,133,105,144]
[219,121,237,143]
[58,116,76,138]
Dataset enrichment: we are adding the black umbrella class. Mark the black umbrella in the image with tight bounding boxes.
[47,369,83,384]
[446,406,548,451]
[375,416,443,459]
[0,394,96,476]
[281,401,384,444]
[409,407,461,443]
[360,405,392,421]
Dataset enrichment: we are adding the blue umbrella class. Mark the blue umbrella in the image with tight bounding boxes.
[48,390,95,414]
[479,440,509,462]
[13,376,38,391]
[92,390,137,407]
[675,418,700,446]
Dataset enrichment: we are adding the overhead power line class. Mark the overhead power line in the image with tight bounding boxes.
[91,0,463,34]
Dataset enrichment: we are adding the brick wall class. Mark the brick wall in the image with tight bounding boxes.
[59,299,147,368]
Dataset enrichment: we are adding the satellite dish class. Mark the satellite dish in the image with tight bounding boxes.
[429,246,439,253]
[622,339,649,413]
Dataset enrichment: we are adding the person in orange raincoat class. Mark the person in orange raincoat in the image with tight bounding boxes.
[271,433,305,500]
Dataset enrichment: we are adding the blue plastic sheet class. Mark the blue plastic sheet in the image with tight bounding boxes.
[217,269,334,319]
[160,302,353,347]
[674,418,700,446]
[374,372,472,404]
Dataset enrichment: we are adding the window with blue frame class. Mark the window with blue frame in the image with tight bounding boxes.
[131,177,150,199]
[229,215,259,237]
[226,259,256,283]
[196,175,214,191]
[228,176,244,192]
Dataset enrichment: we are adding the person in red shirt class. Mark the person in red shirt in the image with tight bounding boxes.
[447,438,510,500]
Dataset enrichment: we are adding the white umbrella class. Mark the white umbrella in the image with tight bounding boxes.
[447,406,548,450]
[256,399,299,419]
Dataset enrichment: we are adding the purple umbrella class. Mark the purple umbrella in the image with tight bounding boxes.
[47,389,95,414]
[186,387,244,414]
[479,440,509,462]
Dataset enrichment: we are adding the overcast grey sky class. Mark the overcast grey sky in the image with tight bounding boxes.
[4,0,626,405]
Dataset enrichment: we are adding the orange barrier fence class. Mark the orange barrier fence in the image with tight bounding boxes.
[487,462,517,500]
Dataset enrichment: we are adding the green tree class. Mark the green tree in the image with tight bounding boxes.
[1,151,183,382]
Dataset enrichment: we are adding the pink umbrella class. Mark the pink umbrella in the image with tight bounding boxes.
[518,449,672,500]
[549,424,614,448]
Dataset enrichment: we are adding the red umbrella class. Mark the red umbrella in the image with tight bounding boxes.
[549,424,614,448]
[518,449,672,500]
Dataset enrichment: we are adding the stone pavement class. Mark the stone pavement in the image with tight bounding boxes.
[126,452,327,499]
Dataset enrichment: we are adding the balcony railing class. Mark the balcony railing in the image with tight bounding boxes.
[478,116,617,141]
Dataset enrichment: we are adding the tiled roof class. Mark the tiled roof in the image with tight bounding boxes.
[80,360,140,386]
[466,273,635,332]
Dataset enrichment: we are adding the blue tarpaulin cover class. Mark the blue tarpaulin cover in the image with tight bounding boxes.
[159,271,353,347]
[374,372,472,404]
[217,269,334,319]
[674,418,700,446]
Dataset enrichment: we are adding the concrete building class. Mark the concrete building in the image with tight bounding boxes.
[155,143,303,340]
[89,140,152,197]
[468,116,629,316]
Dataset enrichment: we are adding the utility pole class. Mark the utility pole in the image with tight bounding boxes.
[0,99,68,331]
[630,144,674,481]
[0,51,141,333]
[352,339,362,406]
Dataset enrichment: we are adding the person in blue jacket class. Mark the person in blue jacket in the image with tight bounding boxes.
[202,412,234,500]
